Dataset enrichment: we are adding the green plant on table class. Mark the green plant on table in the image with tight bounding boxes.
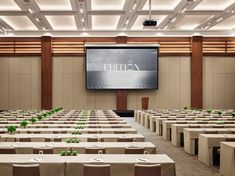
[60,149,78,156]
[66,138,80,143]
[30,117,37,123]
[7,125,17,134]
[20,120,28,128]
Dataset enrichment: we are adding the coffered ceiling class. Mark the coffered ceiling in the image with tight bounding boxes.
[0,0,235,36]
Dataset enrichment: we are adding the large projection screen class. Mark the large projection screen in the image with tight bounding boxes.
[86,45,159,90]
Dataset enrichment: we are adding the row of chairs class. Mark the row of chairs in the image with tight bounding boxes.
[12,163,161,176]
[0,147,147,154]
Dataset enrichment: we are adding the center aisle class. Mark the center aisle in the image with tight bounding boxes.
[123,117,220,176]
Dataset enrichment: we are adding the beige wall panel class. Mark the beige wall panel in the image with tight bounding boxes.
[20,74,31,109]
[169,57,180,74]
[180,57,191,74]
[20,57,31,74]
[127,91,138,109]
[203,56,213,74]
[86,91,96,109]
[52,74,63,108]
[62,57,74,74]
[148,91,158,109]
[95,91,107,109]
[169,74,180,109]
[0,74,9,109]
[203,74,214,109]
[159,57,169,73]
[180,74,191,108]
[106,91,116,110]
[9,57,20,74]
[74,57,84,74]
[78,74,86,109]
[53,57,62,74]
[0,57,9,73]
[213,57,226,74]
[8,74,20,109]
[158,73,170,109]
[213,74,226,109]
[73,74,80,109]
[226,74,235,108]
[31,57,41,74]
[226,57,235,74]
[62,74,74,109]
[31,74,41,109]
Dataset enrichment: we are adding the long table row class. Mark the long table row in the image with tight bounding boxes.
[135,109,235,176]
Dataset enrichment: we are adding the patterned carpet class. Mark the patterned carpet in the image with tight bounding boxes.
[123,117,220,176]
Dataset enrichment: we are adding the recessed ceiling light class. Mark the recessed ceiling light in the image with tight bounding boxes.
[28,8,33,14]
[126,19,129,24]
[36,18,40,22]
[80,8,83,13]
[181,8,187,13]
[172,18,176,22]
[216,17,223,22]
[232,11,234,13]
[81,18,84,22]
[132,3,137,9]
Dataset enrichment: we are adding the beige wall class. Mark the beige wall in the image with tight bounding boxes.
[52,56,191,110]
[203,56,235,109]
[0,57,41,110]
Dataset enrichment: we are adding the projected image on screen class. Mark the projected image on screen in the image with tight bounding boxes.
[86,46,158,89]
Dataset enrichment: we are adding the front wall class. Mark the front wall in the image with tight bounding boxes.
[0,57,41,110]
[203,56,235,109]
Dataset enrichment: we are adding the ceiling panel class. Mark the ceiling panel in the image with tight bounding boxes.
[91,0,126,10]
[194,0,235,10]
[173,15,211,30]
[143,0,182,10]
[211,16,235,30]
[46,16,76,30]
[132,15,167,30]
[0,0,20,10]
[0,16,37,30]
[36,0,72,10]
[92,15,120,30]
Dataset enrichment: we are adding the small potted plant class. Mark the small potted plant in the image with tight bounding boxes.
[184,107,188,110]
[217,111,223,115]
[231,112,235,118]
[207,109,212,114]
[20,120,28,128]
[7,125,16,134]
[30,118,37,124]
[37,116,43,120]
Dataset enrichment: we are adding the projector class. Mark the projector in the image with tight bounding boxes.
[143,20,157,26]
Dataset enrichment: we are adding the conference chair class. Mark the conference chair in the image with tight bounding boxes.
[13,164,40,176]
[141,97,149,110]
[117,138,134,142]
[0,147,16,154]
[134,164,161,176]
[18,137,31,142]
[84,164,110,176]
[33,147,53,154]
[85,148,106,154]
[114,131,126,134]
[125,147,145,154]
[87,138,104,142]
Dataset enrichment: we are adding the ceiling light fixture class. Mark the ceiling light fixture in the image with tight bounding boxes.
[36,18,40,22]
[80,8,83,13]
[172,18,176,22]
[81,18,84,22]
[216,17,223,22]
[126,19,129,24]
[28,8,33,13]
[132,3,137,9]
[181,8,187,13]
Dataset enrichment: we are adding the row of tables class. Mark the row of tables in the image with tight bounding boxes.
[135,109,235,176]
[0,109,176,176]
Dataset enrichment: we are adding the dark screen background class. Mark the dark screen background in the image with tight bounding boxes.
[86,47,158,89]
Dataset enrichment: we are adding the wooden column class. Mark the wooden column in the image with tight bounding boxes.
[191,36,203,109]
[41,36,52,110]
[116,36,128,110]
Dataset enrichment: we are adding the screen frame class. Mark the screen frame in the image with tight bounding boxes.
[85,46,159,90]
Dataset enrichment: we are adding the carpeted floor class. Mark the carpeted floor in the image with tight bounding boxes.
[124,117,220,176]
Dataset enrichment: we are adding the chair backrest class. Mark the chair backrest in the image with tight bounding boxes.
[188,125,200,128]
[225,138,235,142]
[12,164,40,176]
[85,148,106,154]
[87,138,104,142]
[84,164,110,176]
[135,164,161,176]
[88,131,101,134]
[141,97,149,110]
[33,147,53,154]
[18,138,31,142]
[117,138,133,142]
[0,147,16,154]
[125,147,145,154]
[114,131,126,134]
[204,131,218,134]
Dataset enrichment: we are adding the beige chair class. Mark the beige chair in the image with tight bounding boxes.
[84,164,110,176]
[45,138,62,142]
[117,138,133,142]
[85,148,106,154]
[114,131,126,134]
[33,147,53,154]
[88,131,101,134]
[135,164,161,176]
[0,147,16,154]
[18,138,31,142]
[13,164,40,176]
[125,147,145,154]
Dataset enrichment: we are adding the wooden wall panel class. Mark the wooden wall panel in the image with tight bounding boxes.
[191,36,203,109]
[41,36,52,110]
